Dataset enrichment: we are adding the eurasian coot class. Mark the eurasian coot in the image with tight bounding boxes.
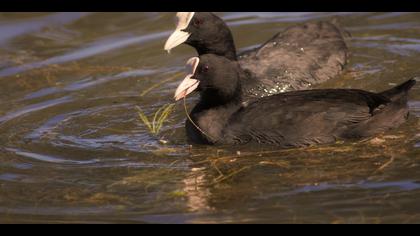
[174,54,415,147]
[165,12,350,99]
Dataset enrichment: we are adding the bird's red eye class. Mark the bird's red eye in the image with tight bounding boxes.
[193,18,202,26]
[203,65,209,72]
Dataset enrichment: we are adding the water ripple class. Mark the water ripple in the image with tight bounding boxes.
[259,180,420,199]
[409,101,420,117]
[0,13,89,45]
[5,147,100,165]
[24,69,159,100]
[0,96,73,125]
[0,31,170,78]
[0,173,35,183]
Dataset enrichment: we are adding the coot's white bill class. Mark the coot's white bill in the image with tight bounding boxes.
[164,12,195,52]
[174,57,200,101]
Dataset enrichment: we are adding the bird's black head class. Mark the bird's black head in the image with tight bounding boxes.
[164,12,237,60]
[174,54,242,105]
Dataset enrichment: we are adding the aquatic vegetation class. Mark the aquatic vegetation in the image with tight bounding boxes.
[168,190,188,198]
[136,103,175,135]
[135,71,183,136]
[1,12,420,224]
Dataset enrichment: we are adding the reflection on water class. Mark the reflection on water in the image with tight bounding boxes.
[0,12,419,223]
[0,32,170,77]
[23,69,159,100]
[5,147,101,165]
[0,96,73,124]
[0,13,90,45]
[263,180,420,198]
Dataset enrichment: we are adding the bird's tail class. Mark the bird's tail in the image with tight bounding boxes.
[380,78,417,102]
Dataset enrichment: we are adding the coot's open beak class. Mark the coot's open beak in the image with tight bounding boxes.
[174,57,200,101]
[164,12,195,52]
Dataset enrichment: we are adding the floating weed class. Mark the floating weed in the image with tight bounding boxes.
[168,190,188,198]
[152,147,184,156]
[136,103,175,135]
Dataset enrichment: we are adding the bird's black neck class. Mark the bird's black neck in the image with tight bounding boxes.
[186,87,242,144]
[202,88,242,107]
[195,45,237,61]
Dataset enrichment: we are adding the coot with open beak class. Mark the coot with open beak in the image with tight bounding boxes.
[174,54,415,147]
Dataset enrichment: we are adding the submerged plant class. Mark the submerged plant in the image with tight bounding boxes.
[136,103,175,135]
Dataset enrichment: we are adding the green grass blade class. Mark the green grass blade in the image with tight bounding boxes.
[136,106,153,132]
[136,103,175,135]
[156,104,175,132]
[152,105,166,133]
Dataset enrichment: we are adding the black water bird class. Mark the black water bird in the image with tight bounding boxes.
[174,54,416,147]
[165,12,350,99]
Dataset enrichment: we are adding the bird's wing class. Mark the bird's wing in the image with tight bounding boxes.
[238,21,349,93]
[223,90,389,147]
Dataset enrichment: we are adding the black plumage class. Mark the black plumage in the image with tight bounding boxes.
[176,54,415,147]
[166,12,350,99]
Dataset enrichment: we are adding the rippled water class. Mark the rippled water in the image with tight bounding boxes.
[0,12,419,223]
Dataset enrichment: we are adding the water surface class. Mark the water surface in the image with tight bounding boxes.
[0,12,419,223]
